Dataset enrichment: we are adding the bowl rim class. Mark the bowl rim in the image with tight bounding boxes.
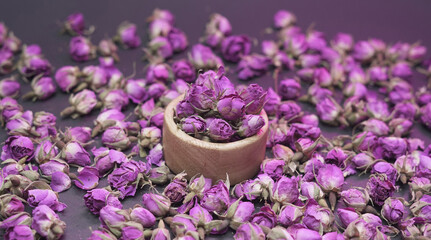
[164,94,269,150]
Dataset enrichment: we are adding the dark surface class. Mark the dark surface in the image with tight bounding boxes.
[1,1,431,239]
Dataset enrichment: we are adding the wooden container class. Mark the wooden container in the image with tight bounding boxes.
[163,95,269,185]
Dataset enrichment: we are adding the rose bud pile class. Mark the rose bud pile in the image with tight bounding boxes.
[173,67,266,142]
[1,6,431,240]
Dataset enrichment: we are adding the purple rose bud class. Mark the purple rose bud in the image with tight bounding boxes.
[163,178,187,204]
[121,225,145,239]
[227,201,254,228]
[262,40,278,58]
[1,136,34,161]
[332,33,354,52]
[373,137,407,161]
[69,36,96,62]
[203,13,231,47]
[27,189,67,212]
[317,164,344,192]
[217,94,246,121]
[236,54,271,80]
[124,79,148,104]
[0,212,32,229]
[102,126,131,150]
[84,188,122,215]
[63,126,92,144]
[189,44,224,71]
[34,140,58,164]
[340,188,369,212]
[4,224,35,240]
[298,54,321,68]
[98,39,119,60]
[274,10,296,28]
[353,40,375,62]
[316,97,345,126]
[240,84,267,115]
[167,27,188,52]
[421,103,431,130]
[54,66,81,92]
[371,162,398,184]
[170,214,198,236]
[234,222,265,240]
[60,141,90,166]
[284,33,308,57]
[18,55,52,79]
[287,225,321,240]
[278,204,303,227]
[172,59,196,83]
[31,205,66,239]
[368,66,388,83]
[366,174,396,206]
[297,68,315,83]
[142,193,171,217]
[313,67,332,87]
[146,143,163,166]
[381,197,406,224]
[325,147,348,168]
[408,45,427,62]
[108,160,147,199]
[61,89,98,118]
[180,115,206,135]
[207,118,234,141]
[138,127,161,151]
[0,22,8,45]
[201,180,230,213]
[74,166,99,190]
[130,206,156,228]
[64,12,85,35]
[337,208,359,228]
[391,61,412,79]
[115,22,141,48]
[2,33,21,53]
[99,205,128,237]
[260,159,285,180]
[0,49,13,75]
[221,35,251,62]
[303,203,335,232]
[387,78,413,104]
[99,89,129,111]
[279,79,301,100]
[277,101,302,121]
[148,36,173,59]
[264,87,281,116]
[0,78,20,98]
[306,30,326,51]
[250,205,277,228]
[88,229,117,240]
[185,84,215,111]
[271,176,300,209]
[82,65,108,90]
[0,194,25,218]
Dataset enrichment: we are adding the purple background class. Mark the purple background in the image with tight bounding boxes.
[1,1,431,239]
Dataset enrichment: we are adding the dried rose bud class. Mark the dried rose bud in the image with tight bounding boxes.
[148,36,173,60]
[99,89,129,111]
[138,126,161,150]
[207,118,234,141]
[63,12,85,35]
[391,61,412,79]
[169,214,198,236]
[250,205,277,229]
[337,208,359,228]
[180,115,206,135]
[381,197,406,224]
[201,180,230,213]
[389,118,412,137]
[163,179,187,204]
[316,97,347,126]
[80,65,108,91]
[2,33,23,54]
[0,194,25,218]
[0,22,8,45]
[260,159,285,180]
[1,135,34,161]
[237,115,264,138]
[92,148,126,176]
[102,126,131,150]
[61,141,91,166]
[0,78,20,98]
[283,33,308,57]
[279,79,301,100]
[34,139,58,164]
[168,27,188,53]
[366,174,396,206]
[69,36,96,62]
[5,117,38,137]
[332,32,354,52]
[236,54,271,80]
[114,22,141,49]
[151,220,170,240]
[124,79,148,104]
[300,181,325,203]
[240,84,267,115]
[146,143,163,166]
[410,195,431,221]
[353,40,375,62]
[0,49,13,75]
[371,161,398,184]
[18,55,52,79]
[316,164,344,192]
[74,166,99,190]
[221,35,251,63]
[204,13,231,47]
[130,206,156,228]
[31,205,66,239]
[340,188,369,212]
[185,84,215,111]
[233,178,263,201]
[84,188,122,215]
[87,229,117,240]
[172,59,196,83]
[264,87,281,116]
[61,89,98,118]
[373,137,407,161]
[303,203,335,233]
[27,189,67,212]
[270,176,299,211]
[98,39,118,60]
[54,66,81,93]
[313,67,332,87]
[142,193,171,217]
[298,54,321,68]
[63,126,92,144]
[234,222,265,240]
[189,44,224,71]
[278,204,303,227]
[108,160,147,199]
[99,205,129,237]
[4,224,36,240]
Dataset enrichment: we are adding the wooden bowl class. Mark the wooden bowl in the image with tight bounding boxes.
[163,95,269,185]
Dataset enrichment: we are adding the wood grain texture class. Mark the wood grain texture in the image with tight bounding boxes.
[163,95,269,185]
